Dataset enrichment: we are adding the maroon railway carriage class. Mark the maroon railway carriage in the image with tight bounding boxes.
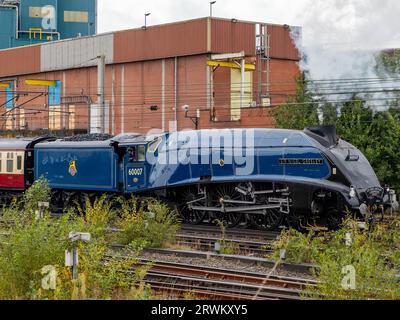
[0,137,53,204]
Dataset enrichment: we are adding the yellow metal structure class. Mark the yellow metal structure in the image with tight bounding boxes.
[0,83,11,88]
[207,60,256,71]
[231,69,253,121]
[25,79,57,87]
[29,28,43,40]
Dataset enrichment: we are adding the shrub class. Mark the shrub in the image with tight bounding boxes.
[115,197,181,249]
[269,229,323,264]
[269,217,400,300]
[0,186,152,300]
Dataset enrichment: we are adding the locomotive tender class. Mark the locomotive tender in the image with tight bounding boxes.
[0,126,397,230]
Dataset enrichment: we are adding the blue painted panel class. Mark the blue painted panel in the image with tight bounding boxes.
[284,147,331,179]
[258,148,285,176]
[48,80,61,106]
[126,165,146,190]
[211,149,235,178]
[6,82,13,111]
[189,147,211,179]
[35,147,118,191]
[0,8,16,50]
[57,0,96,39]
[20,0,58,32]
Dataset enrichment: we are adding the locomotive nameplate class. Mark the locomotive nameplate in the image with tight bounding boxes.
[279,159,324,165]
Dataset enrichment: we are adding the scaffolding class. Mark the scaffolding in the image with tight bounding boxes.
[256,23,271,107]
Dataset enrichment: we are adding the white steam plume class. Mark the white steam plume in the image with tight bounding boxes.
[290,0,400,110]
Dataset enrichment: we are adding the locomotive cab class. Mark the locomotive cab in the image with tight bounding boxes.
[119,135,164,193]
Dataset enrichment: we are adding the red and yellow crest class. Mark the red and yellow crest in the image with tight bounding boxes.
[69,160,77,177]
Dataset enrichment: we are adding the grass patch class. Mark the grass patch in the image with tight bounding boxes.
[0,182,181,300]
[269,216,400,300]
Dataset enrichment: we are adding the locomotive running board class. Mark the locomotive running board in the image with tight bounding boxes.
[189,204,282,213]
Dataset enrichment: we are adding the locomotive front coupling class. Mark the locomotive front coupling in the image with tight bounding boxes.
[358,187,399,218]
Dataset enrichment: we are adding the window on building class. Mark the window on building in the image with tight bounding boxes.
[49,106,61,130]
[230,69,253,121]
[49,80,61,106]
[6,82,13,111]
[68,105,76,130]
[20,109,26,130]
[64,11,89,23]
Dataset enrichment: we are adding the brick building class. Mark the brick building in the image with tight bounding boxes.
[0,17,301,135]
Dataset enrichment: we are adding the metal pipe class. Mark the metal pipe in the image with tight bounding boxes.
[18,30,61,40]
[174,56,178,131]
[97,54,105,134]
[121,65,125,134]
[240,58,245,109]
[161,59,165,132]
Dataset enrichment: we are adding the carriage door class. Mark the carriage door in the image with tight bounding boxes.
[126,145,147,192]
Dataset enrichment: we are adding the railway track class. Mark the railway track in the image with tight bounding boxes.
[173,224,280,256]
[180,224,281,240]
[134,259,316,300]
[110,242,317,300]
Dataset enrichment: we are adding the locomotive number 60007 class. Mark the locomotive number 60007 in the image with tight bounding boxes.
[128,168,144,176]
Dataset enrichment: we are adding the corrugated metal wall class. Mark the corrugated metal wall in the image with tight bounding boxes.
[0,45,41,77]
[211,19,255,56]
[114,19,209,64]
[0,18,300,78]
[40,33,114,72]
[268,25,299,61]
[0,17,301,133]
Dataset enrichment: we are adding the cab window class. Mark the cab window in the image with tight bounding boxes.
[138,146,146,161]
[128,146,146,162]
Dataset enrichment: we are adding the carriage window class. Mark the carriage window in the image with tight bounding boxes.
[7,160,13,173]
[17,156,22,171]
[0,160,2,172]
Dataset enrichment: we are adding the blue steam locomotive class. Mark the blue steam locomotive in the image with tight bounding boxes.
[31,126,398,230]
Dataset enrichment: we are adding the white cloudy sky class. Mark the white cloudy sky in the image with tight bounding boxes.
[98,0,400,83]
[98,0,303,32]
[98,0,400,49]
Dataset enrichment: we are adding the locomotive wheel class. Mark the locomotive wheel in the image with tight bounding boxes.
[178,190,207,225]
[247,183,285,231]
[326,208,344,230]
[50,190,64,214]
[285,211,305,231]
[212,185,243,228]
[248,209,283,231]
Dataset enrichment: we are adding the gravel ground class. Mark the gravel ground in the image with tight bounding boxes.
[139,251,316,281]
